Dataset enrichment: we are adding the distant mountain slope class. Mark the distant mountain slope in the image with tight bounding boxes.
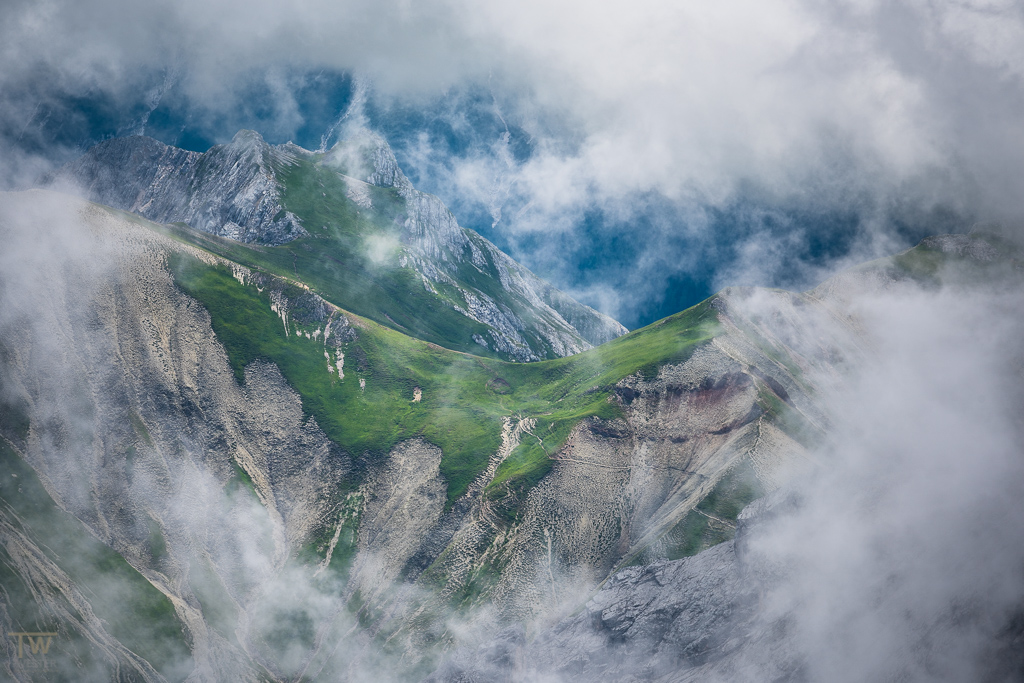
[54,131,627,361]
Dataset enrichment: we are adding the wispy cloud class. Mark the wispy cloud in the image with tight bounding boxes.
[723,273,1024,681]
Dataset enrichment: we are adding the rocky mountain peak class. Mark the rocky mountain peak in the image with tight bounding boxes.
[54,132,306,245]
[230,128,266,145]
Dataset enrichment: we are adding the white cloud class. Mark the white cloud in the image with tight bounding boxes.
[735,281,1024,681]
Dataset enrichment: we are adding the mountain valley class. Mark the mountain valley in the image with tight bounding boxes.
[0,131,1022,682]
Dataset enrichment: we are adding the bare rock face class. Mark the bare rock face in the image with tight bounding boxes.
[55,131,306,245]
[348,438,447,602]
[422,492,798,683]
[425,486,1024,683]
[424,540,751,683]
[438,335,813,624]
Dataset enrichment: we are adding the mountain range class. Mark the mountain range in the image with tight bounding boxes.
[53,129,627,362]
[0,129,1020,682]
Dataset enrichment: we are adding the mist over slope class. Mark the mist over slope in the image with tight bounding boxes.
[430,234,1024,682]
[1,185,1020,681]
[3,0,1024,679]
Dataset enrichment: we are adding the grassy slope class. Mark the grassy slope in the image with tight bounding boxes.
[164,228,1024,586]
[158,155,530,361]
[141,214,1018,557]
[168,252,719,507]
[161,150,624,362]
[275,155,590,360]
[891,232,1024,286]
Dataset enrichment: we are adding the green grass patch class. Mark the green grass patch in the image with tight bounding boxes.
[167,250,720,508]
[128,409,154,446]
[299,493,363,583]
[754,383,823,449]
[229,461,258,497]
[891,244,946,283]
[878,233,1022,290]
[146,514,169,565]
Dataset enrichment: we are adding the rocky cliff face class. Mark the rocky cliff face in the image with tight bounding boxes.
[424,538,752,683]
[56,130,307,245]
[53,130,627,362]
[429,487,1024,683]
[0,191,352,681]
